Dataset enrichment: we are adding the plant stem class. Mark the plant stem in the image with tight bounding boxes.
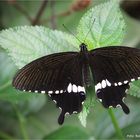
[28,116,48,133]
[0,80,11,91]
[13,3,32,22]
[108,108,124,140]
[50,0,56,29]
[32,0,48,25]
[13,105,29,139]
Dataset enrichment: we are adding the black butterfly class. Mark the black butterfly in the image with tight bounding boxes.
[12,43,140,124]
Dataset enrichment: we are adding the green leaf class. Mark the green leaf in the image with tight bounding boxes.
[94,101,140,139]
[0,88,47,113]
[78,86,95,127]
[0,50,46,112]
[128,81,140,98]
[0,50,30,103]
[0,50,16,85]
[77,0,125,50]
[0,26,78,68]
[78,105,89,127]
[43,126,90,140]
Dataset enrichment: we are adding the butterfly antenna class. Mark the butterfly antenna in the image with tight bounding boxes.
[62,24,82,44]
[83,18,96,43]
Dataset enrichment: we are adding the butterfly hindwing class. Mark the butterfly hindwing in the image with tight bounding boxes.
[96,83,130,114]
[50,90,86,124]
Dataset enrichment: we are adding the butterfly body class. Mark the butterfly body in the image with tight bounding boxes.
[79,43,92,87]
[13,43,140,124]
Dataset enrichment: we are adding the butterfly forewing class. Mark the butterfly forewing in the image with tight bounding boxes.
[89,46,140,85]
[13,52,78,92]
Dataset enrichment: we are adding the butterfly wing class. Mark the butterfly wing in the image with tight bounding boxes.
[51,91,85,124]
[13,52,79,92]
[12,52,86,124]
[90,46,140,84]
[96,83,130,114]
[89,46,140,113]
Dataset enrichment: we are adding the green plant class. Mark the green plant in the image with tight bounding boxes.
[0,0,140,139]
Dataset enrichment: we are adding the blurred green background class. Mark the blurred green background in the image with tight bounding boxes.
[0,0,140,139]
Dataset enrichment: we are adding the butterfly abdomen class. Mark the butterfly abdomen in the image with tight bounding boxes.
[78,43,93,87]
[82,63,92,87]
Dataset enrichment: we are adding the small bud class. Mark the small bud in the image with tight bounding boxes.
[71,0,91,12]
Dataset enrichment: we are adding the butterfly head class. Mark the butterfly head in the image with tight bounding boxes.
[80,43,88,52]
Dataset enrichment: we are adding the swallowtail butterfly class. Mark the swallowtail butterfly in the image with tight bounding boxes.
[12,43,140,124]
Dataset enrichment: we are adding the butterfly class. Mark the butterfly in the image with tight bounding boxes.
[12,43,140,125]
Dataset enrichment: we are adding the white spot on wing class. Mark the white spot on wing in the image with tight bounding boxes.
[59,107,62,110]
[78,86,82,92]
[122,97,125,102]
[81,87,85,93]
[28,90,31,92]
[67,83,72,93]
[78,86,85,93]
[72,84,78,93]
[35,90,38,93]
[60,90,63,93]
[114,83,118,86]
[118,82,122,86]
[138,77,140,80]
[55,90,59,94]
[41,91,45,94]
[95,83,101,92]
[131,78,135,82]
[101,80,106,88]
[95,79,111,92]
[65,112,69,116]
[53,100,57,103]
[98,99,102,102]
[125,89,128,93]
[124,80,128,84]
[106,79,111,86]
[48,91,53,94]
[109,106,113,108]
[116,104,121,108]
